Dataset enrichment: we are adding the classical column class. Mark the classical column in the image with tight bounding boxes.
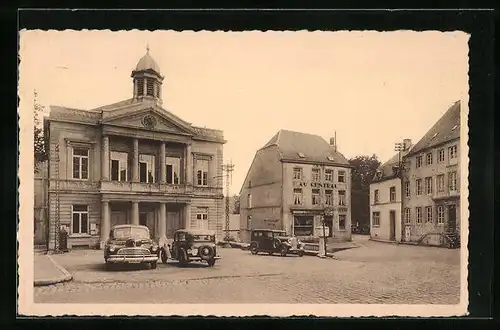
[131,201,139,225]
[101,136,110,180]
[160,142,166,184]
[184,203,192,229]
[185,144,192,185]
[132,138,139,182]
[159,202,167,246]
[65,140,71,180]
[100,201,110,249]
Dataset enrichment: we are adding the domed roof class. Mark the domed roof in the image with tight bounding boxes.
[134,47,161,74]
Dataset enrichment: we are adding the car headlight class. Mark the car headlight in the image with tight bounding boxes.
[109,245,116,252]
[187,249,192,254]
[151,245,158,252]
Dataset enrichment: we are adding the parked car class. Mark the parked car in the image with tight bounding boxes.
[160,229,221,267]
[104,224,160,269]
[249,229,305,257]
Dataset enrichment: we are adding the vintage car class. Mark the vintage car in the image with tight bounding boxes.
[249,229,305,257]
[160,229,221,267]
[104,224,160,269]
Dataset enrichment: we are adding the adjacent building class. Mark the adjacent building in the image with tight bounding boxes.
[401,101,461,246]
[369,139,412,242]
[43,48,226,249]
[239,130,352,243]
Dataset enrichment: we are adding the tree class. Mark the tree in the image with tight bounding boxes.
[232,194,240,214]
[348,154,381,230]
[34,90,47,164]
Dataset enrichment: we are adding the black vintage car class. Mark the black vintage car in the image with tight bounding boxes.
[249,229,305,257]
[104,224,160,269]
[160,229,221,267]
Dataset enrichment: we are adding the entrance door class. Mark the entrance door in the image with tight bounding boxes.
[324,216,333,237]
[389,210,396,241]
[139,212,147,227]
[448,205,457,232]
[405,226,411,242]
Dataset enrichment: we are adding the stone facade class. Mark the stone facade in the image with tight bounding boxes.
[43,49,225,250]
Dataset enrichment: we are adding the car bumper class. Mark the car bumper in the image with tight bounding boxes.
[107,255,159,264]
[186,255,222,261]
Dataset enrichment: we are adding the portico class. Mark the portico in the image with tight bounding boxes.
[100,198,192,248]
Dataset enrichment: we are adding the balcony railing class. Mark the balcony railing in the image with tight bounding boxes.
[99,180,223,197]
[432,189,460,200]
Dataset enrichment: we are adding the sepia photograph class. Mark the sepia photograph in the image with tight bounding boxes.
[18,29,470,317]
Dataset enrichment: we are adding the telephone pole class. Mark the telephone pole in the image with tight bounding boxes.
[222,161,235,241]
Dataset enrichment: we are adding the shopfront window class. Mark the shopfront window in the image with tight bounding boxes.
[293,216,313,236]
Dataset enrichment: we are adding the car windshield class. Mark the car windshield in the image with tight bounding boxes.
[274,232,287,237]
[113,227,149,240]
[190,234,214,242]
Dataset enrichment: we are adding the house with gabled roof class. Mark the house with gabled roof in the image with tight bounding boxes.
[369,139,413,242]
[400,101,461,246]
[43,47,226,250]
[239,129,352,243]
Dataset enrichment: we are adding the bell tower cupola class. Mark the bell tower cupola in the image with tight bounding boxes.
[131,45,164,105]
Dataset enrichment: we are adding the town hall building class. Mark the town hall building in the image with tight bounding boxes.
[43,47,226,250]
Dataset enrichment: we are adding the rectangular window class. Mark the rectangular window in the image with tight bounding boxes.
[404,208,411,224]
[449,145,458,159]
[110,151,128,181]
[389,186,396,202]
[426,152,433,166]
[72,148,89,180]
[448,171,457,191]
[339,214,346,230]
[166,156,181,184]
[136,77,144,95]
[405,181,410,197]
[438,149,445,163]
[437,174,445,192]
[195,159,209,186]
[338,190,346,206]
[139,154,155,183]
[71,205,89,235]
[426,206,433,223]
[312,189,320,205]
[374,189,379,203]
[247,193,252,208]
[372,212,380,227]
[325,169,333,182]
[293,167,303,180]
[338,170,346,183]
[325,190,333,205]
[312,168,321,182]
[146,78,155,96]
[293,188,303,205]
[416,207,422,224]
[416,179,422,195]
[196,209,209,230]
[425,177,433,195]
[437,206,445,224]
[294,216,313,236]
[416,155,422,168]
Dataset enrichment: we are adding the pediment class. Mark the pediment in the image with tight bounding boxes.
[102,107,193,136]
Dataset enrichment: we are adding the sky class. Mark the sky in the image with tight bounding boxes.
[19,30,469,195]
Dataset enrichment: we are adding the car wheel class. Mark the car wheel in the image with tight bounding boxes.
[150,261,157,269]
[161,249,168,264]
[250,243,258,255]
[280,246,288,257]
[207,259,216,267]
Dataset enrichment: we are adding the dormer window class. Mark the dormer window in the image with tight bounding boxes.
[327,156,335,161]
[452,125,458,131]
[297,152,305,158]
[431,132,438,139]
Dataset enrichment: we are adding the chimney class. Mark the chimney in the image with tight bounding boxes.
[403,139,412,151]
[329,137,335,146]
[330,131,337,152]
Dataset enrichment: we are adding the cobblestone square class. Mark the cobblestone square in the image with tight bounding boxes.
[34,238,461,304]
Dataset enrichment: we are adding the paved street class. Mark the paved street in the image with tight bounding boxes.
[34,238,460,304]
